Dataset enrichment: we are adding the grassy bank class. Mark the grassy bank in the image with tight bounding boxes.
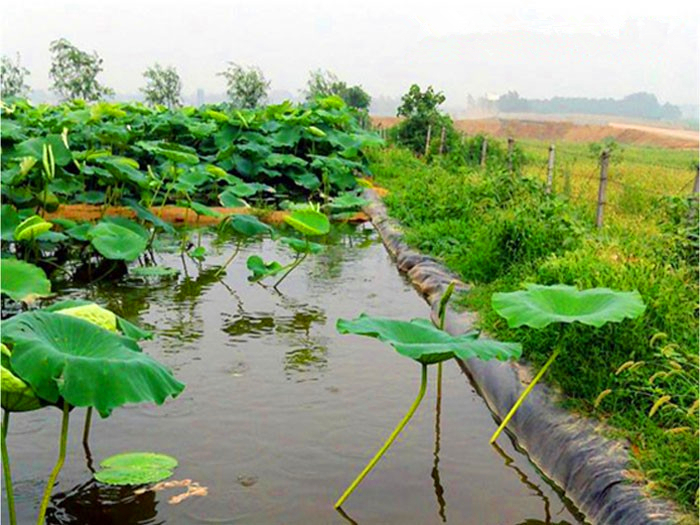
[368,144,699,516]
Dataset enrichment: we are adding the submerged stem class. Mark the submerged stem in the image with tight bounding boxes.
[2,410,17,525]
[489,346,562,444]
[334,363,428,509]
[36,402,70,525]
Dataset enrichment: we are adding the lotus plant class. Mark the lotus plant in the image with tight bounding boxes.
[488,283,646,443]
[246,206,330,289]
[333,285,521,508]
[1,306,183,525]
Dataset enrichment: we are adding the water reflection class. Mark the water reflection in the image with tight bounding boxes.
[46,480,163,525]
[432,369,447,522]
[284,343,328,380]
[491,442,575,525]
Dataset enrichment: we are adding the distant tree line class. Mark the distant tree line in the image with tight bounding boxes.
[1,39,371,113]
[496,91,681,120]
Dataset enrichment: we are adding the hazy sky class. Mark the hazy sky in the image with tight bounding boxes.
[2,0,698,105]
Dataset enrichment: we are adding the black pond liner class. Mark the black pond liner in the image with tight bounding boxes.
[362,188,679,525]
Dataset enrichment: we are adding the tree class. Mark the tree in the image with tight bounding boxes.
[49,38,113,102]
[141,64,182,109]
[219,63,270,108]
[396,84,445,118]
[304,69,371,111]
[395,84,455,155]
[0,53,30,98]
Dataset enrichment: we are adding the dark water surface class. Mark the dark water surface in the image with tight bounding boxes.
[2,224,585,524]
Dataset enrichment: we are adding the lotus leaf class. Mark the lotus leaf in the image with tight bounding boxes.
[284,209,330,236]
[13,215,53,242]
[0,258,51,303]
[56,304,118,332]
[1,311,184,417]
[337,315,521,365]
[1,204,20,241]
[88,222,148,261]
[491,284,646,329]
[44,299,152,340]
[188,201,221,218]
[130,266,179,278]
[218,190,248,208]
[95,452,178,486]
[280,237,324,254]
[1,344,43,412]
[246,255,285,282]
[224,215,273,237]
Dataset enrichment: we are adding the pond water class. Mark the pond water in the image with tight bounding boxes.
[2,224,585,524]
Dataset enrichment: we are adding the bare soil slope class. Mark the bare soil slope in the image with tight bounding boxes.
[372,117,699,149]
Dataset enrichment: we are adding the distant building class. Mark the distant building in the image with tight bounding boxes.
[196,88,205,107]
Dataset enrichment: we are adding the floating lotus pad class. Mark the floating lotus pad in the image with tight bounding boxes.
[492,284,646,329]
[95,452,178,485]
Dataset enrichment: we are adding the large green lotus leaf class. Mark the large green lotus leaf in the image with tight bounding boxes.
[14,215,53,241]
[284,209,330,236]
[44,299,153,341]
[218,190,248,208]
[101,216,150,240]
[246,255,285,282]
[187,201,222,218]
[136,141,199,165]
[1,204,20,241]
[337,315,522,365]
[0,258,51,302]
[280,237,324,254]
[1,344,44,412]
[88,222,148,261]
[2,311,184,417]
[56,303,118,332]
[491,284,646,329]
[225,215,273,237]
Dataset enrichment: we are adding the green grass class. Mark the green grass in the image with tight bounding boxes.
[368,145,699,515]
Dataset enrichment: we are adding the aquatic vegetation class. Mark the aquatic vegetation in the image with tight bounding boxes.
[0,258,51,303]
[333,286,521,508]
[246,207,330,289]
[489,284,646,443]
[94,452,178,486]
[0,308,183,525]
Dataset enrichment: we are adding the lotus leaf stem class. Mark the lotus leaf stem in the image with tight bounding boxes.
[2,410,17,525]
[82,407,92,445]
[489,346,561,444]
[36,401,70,525]
[274,252,307,289]
[334,363,428,509]
[214,240,242,278]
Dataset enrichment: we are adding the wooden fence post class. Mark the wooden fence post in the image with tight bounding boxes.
[424,125,432,157]
[439,126,446,155]
[545,144,555,194]
[507,137,515,174]
[480,137,488,167]
[596,149,610,229]
[688,164,699,223]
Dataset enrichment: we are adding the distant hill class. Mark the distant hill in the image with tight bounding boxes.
[494,91,682,121]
